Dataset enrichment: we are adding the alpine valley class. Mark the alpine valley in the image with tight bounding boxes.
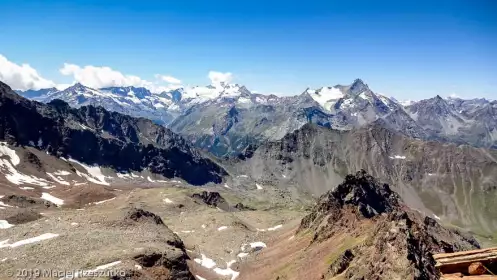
[1,77,496,280]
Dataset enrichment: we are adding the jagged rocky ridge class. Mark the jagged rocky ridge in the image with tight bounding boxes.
[299,170,480,280]
[234,123,497,236]
[0,81,226,185]
[406,96,497,149]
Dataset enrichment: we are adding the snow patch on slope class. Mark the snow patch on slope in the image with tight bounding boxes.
[93,197,116,205]
[308,87,344,111]
[0,143,53,187]
[68,158,109,185]
[213,260,240,280]
[47,173,70,185]
[194,254,217,269]
[0,220,14,229]
[0,233,59,248]
[389,155,406,160]
[41,193,64,206]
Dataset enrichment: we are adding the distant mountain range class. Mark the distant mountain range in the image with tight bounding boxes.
[16,79,497,156]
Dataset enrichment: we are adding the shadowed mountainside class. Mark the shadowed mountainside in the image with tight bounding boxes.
[0,81,226,185]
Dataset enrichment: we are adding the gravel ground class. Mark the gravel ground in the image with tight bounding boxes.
[0,184,308,280]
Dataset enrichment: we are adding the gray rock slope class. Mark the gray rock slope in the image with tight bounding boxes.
[234,123,497,236]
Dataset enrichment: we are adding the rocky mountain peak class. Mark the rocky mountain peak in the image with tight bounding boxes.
[47,99,72,112]
[408,94,458,119]
[329,170,401,217]
[70,82,88,91]
[348,78,370,95]
[303,170,402,223]
[168,88,184,102]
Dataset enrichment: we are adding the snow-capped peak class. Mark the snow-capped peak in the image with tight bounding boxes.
[306,86,344,111]
[391,97,416,107]
[100,86,152,99]
[306,79,374,111]
[69,82,88,91]
[179,83,253,104]
[220,84,251,97]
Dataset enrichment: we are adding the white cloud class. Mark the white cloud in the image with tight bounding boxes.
[59,63,184,93]
[208,71,233,86]
[55,83,75,91]
[156,74,181,84]
[0,55,238,94]
[448,93,460,98]
[0,54,56,90]
[60,63,152,89]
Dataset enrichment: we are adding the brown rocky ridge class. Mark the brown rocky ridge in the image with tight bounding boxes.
[239,170,481,280]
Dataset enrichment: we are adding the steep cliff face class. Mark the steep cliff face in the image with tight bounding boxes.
[0,81,226,185]
[235,123,497,236]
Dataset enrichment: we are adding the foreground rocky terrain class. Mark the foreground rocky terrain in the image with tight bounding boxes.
[1,168,485,280]
[0,181,307,280]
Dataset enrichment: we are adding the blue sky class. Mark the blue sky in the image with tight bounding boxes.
[1,0,496,99]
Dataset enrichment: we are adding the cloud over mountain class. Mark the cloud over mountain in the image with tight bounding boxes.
[59,63,153,89]
[208,71,233,86]
[0,54,56,90]
[156,74,182,84]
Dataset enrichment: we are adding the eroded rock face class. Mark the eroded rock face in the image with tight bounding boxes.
[191,191,255,212]
[191,191,226,207]
[5,210,43,225]
[0,195,56,208]
[133,251,194,280]
[125,208,165,226]
[329,249,354,277]
[299,171,480,280]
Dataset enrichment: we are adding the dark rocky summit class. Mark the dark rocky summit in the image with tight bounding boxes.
[308,170,402,219]
[299,170,480,280]
[0,81,226,185]
[191,191,227,208]
[191,191,255,211]
[125,207,165,225]
[131,250,195,280]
